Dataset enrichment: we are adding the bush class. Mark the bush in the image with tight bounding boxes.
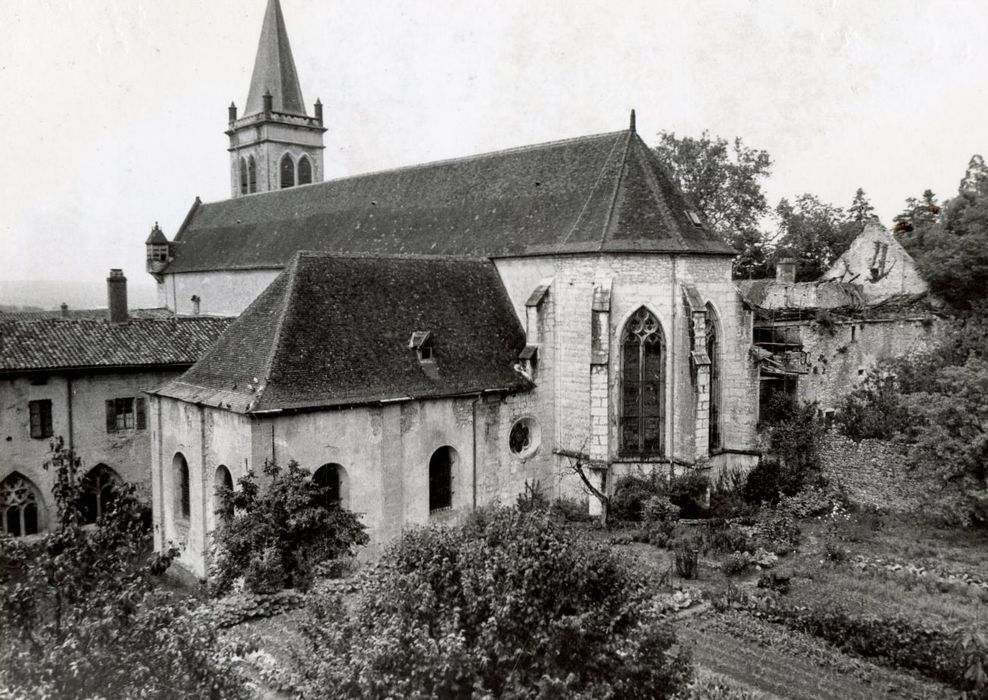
[751,510,801,555]
[0,439,248,699]
[550,496,596,523]
[722,552,753,576]
[707,522,752,554]
[742,460,784,505]
[211,460,368,594]
[709,468,756,518]
[669,471,709,519]
[836,371,911,441]
[610,472,666,522]
[291,508,692,698]
[515,479,549,513]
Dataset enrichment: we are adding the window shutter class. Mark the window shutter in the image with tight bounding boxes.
[105,400,116,433]
[135,398,146,430]
[42,401,52,437]
[29,402,41,439]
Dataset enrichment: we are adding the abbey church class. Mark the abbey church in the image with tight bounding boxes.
[145,0,764,575]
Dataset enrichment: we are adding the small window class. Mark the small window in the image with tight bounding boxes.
[174,453,190,520]
[29,400,53,439]
[298,155,313,185]
[314,463,346,509]
[409,331,434,362]
[106,398,145,432]
[851,326,856,342]
[280,153,295,189]
[429,447,456,512]
[509,417,541,458]
[685,209,703,228]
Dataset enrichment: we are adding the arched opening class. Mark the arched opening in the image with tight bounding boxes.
[313,463,347,509]
[239,158,248,196]
[429,446,456,512]
[280,153,295,189]
[0,472,44,537]
[214,465,234,522]
[80,464,120,524]
[620,307,666,457]
[705,304,722,452]
[173,453,190,520]
[297,155,312,185]
[247,156,257,193]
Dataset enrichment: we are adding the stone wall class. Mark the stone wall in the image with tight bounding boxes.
[817,430,926,512]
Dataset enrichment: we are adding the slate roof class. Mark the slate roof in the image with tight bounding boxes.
[0,313,232,373]
[154,252,532,413]
[166,128,735,273]
[244,0,306,116]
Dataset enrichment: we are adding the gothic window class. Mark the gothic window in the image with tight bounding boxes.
[214,465,234,522]
[313,463,345,509]
[28,399,53,439]
[620,307,665,457]
[239,158,248,195]
[298,155,312,185]
[429,447,455,512]
[247,156,257,193]
[280,153,295,189]
[1,473,42,537]
[509,417,541,458]
[706,305,722,452]
[80,464,120,524]
[174,453,190,520]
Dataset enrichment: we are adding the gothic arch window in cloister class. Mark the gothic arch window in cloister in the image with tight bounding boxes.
[214,465,234,522]
[280,153,295,189]
[706,304,722,452]
[313,463,347,509]
[80,464,120,524]
[1,473,43,537]
[174,453,190,521]
[298,155,312,185]
[620,307,666,457]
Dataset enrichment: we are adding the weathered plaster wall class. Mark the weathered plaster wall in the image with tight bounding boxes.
[159,269,279,315]
[1,370,179,533]
[789,316,942,412]
[825,223,927,302]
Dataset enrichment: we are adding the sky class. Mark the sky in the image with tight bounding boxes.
[1,0,986,288]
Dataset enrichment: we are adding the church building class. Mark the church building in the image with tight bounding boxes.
[146,0,761,575]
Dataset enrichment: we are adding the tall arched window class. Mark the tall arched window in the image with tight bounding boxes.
[214,465,234,522]
[239,158,248,196]
[297,155,312,185]
[80,464,120,524]
[706,304,722,452]
[247,156,257,193]
[429,447,456,512]
[313,463,346,509]
[0,473,43,537]
[621,307,666,456]
[280,153,295,188]
[173,453,190,520]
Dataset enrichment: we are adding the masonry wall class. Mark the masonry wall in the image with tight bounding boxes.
[786,315,943,412]
[1,369,181,534]
[157,269,279,316]
[494,253,759,497]
[151,390,553,575]
[825,223,927,302]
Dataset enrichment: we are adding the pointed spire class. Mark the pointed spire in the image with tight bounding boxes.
[244,0,306,116]
[629,109,636,133]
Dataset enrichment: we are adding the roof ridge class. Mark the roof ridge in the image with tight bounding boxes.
[195,130,628,208]
[631,134,691,249]
[294,250,491,264]
[555,130,629,251]
[252,254,302,408]
[597,130,635,250]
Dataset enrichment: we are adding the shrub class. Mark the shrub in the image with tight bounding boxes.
[211,460,368,594]
[550,496,596,523]
[0,439,248,699]
[751,510,801,555]
[291,508,692,698]
[610,472,666,522]
[707,522,752,554]
[515,478,549,512]
[669,471,709,518]
[836,370,911,441]
[742,460,784,505]
[722,552,753,576]
[709,468,756,518]
[757,569,792,595]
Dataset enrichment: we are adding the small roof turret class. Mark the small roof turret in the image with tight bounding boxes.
[145,222,168,245]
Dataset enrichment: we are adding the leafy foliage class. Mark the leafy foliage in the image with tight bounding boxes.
[0,438,248,698]
[773,194,859,281]
[211,460,368,594]
[292,507,692,699]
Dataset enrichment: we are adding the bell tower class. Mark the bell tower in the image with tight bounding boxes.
[227,0,326,197]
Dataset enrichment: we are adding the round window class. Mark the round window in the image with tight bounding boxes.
[509,417,540,458]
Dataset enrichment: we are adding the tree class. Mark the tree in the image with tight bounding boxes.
[654,131,773,278]
[847,187,876,223]
[0,438,248,698]
[894,189,942,254]
[774,194,855,281]
[211,459,369,594]
[292,508,692,699]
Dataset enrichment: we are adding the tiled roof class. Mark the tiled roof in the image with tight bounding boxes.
[166,129,735,273]
[0,313,232,373]
[0,308,176,321]
[154,252,532,413]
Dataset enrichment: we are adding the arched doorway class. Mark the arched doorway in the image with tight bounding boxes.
[80,464,120,524]
[214,465,234,522]
[313,463,347,509]
[0,472,44,537]
[428,447,457,512]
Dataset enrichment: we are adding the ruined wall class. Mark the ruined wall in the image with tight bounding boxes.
[825,223,927,302]
[818,430,925,513]
[1,370,180,534]
[791,315,942,412]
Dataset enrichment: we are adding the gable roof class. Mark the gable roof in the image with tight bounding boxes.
[0,313,232,374]
[244,0,306,116]
[165,129,735,273]
[154,252,532,413]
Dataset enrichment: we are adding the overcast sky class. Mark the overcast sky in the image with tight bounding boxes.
[1,0,986,287]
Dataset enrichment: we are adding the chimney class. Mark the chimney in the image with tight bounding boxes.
[107,269,128,324]
[228,101,238,123]
[776,259,796,285]
[60,302,69,318]
[191,295,201,316]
